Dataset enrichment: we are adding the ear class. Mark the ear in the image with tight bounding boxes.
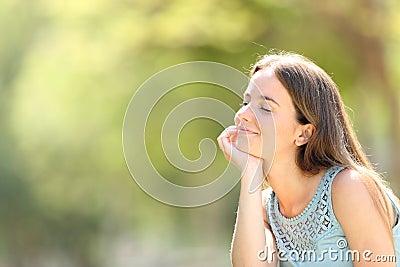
[295,124,316,146]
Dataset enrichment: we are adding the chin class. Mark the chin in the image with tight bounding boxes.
[235,139,261,158]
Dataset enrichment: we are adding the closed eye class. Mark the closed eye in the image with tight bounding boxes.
[260,106,271,112]
[240,102,271,112]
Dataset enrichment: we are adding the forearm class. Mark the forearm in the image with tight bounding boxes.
[231,172,277,267]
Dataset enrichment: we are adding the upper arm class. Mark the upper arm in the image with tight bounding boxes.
[332,169,395,266]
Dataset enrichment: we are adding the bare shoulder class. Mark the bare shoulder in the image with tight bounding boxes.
[331,169,398,266]
[331,168,374,216]
[331,168,394,254]
[332,168,369,198]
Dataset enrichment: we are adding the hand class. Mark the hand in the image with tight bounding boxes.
[217,126,265,192]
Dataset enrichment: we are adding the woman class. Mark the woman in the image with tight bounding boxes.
[217,52,400,266]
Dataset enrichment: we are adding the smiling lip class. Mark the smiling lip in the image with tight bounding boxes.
[237,128,258,134]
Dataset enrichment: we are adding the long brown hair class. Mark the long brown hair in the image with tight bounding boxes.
[251,51,398,234]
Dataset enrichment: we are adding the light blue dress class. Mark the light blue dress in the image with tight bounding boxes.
[265,166,400,266]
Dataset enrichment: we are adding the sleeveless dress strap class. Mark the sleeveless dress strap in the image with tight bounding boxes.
[266,166,347,253]
[385,191,400,226]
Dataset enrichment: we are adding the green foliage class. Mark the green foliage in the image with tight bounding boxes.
[1,0,399,266]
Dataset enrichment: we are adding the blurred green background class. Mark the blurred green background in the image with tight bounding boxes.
[1,0,400,266]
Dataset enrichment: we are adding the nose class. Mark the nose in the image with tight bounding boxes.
[235,104,255,124]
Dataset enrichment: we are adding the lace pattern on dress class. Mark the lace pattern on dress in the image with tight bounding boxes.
[267,166,345,253]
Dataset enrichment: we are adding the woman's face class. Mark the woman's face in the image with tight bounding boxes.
[234,68,300,164]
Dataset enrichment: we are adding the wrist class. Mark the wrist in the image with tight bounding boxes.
[240,164,265,193]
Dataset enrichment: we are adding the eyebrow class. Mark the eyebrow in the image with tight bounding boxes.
[263,96,280,107]
[244,93,280,107]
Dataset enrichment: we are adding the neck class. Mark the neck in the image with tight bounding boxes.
[266,158,326,218]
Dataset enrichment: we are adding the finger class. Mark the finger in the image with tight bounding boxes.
[219,136,232,161]
[217,134,226,154]
[217,126,236,140]
[222,133,241,162]
[217,133,231,160]
[229,128,238,143]
[217,126,239,161]
[223,126,238,143]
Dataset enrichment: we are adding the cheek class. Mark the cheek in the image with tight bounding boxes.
[258,116,276,160]
[258,115,275,138]
[273,117,298,150]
